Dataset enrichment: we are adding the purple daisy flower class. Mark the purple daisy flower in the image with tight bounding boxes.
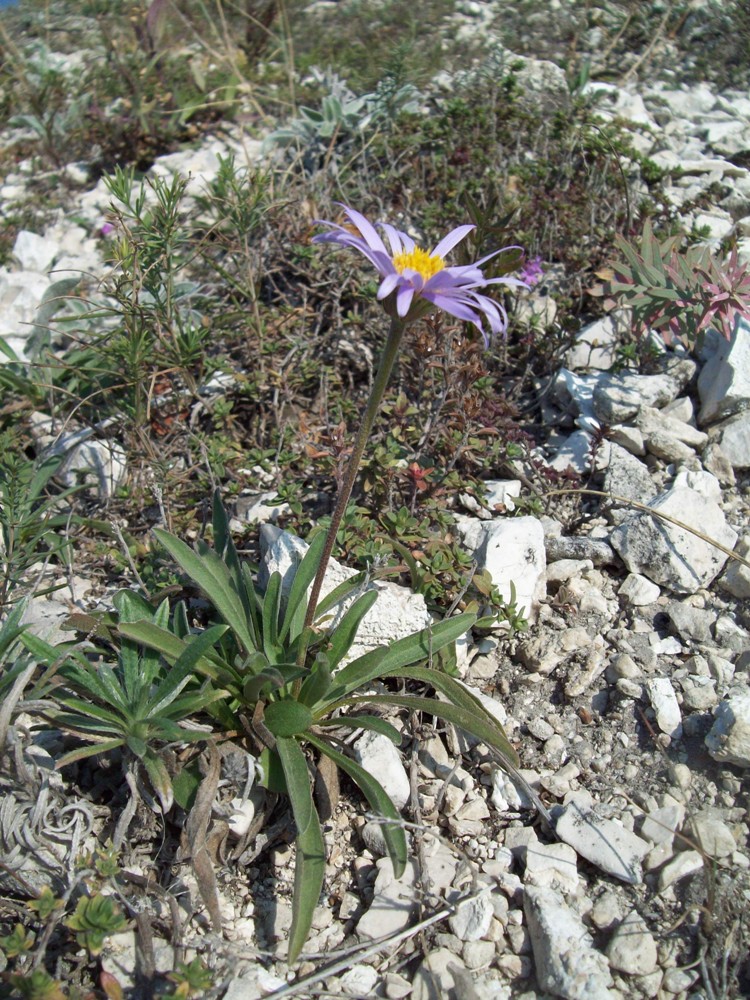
[518,254,544,288]
[312,204,528,344]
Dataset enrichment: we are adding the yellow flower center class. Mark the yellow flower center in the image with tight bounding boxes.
[392,247,445,280]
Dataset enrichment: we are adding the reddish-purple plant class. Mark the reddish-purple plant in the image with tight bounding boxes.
[602,219,750,347]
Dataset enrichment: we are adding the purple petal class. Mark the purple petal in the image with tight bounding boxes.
[339,204,389,257]
[422,292,482,325]
[425,266,484,290]
[396,284,415,317]
[380,223,414,256]
[401,269,425,292]
[431,224,475,260]
[377,272,401,299]
[472,243,523,268]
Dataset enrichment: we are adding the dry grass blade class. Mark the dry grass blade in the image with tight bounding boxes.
[179,744,223,933]
[262,907,453,999]
[545,488,750,571]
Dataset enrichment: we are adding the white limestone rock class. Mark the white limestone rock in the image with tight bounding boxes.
[645,678,682,739]
[705,691,750,767]
[710,411,750,469]
[637,406,708,449]
[671,468,723,502]
[353,731,410,811]
[592,371,680,425]
[549,428,603,476]
[604,444,657,524]
[554,793,649,884]
[356,858,419,940]
[51,434,127,499]
[610,486,737,594]
[411,950,479,1000]
[658,850,704,891]
[448,891,494,941]
[484,479,522,512]
[698,319,750,424]
[688,808,737,859]
[458,515,546,623]
[223,967,287,1000]
[13,230,58,272]
[606,909,658,976]
[340,965,379,996]
[619,573,661,607]
[566,313,627,371]
[719,532,750,599]
[524,885,615,1000]
[524,841,579,893]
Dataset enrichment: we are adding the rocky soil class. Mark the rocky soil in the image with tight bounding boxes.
[2,3,750,999]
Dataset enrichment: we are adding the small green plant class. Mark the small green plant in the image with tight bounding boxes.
[121,492,516,962]
[0,924,36,959]
[54,165,216,434]
[160,957,214,999]
[599,219,750,348]
[7,43,91,166]
[264,68,419,170]
[23,590,226,812]
[3,969,67,1000]
[64,894,127,956]
[27,888,64,923]
[0,444,79,609]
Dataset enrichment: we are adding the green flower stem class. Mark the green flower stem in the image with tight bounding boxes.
[296,315,408,668]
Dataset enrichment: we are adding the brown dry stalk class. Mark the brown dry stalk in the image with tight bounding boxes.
[545,488,750,571]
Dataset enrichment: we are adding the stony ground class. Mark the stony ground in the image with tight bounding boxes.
[2,2,750,999]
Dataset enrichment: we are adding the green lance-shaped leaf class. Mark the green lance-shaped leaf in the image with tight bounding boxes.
[325,589,379,669]
[321,612,475,708]
[154,527,256,653]
[261,571,282,661]
[143,624,228,715]
[297,652,332,708]
[142,748,174,813]
[307,733,407,876]
[314,714,401,745]
[345,692,518,769]
[276,737,325,963]
[117,621,228,685]
[389,666,519,766]
[278,530,327,645]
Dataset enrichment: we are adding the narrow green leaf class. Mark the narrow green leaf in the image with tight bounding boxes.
[346,693,519,768]
[117,621,229,685]
[154,528,256,653]
[145,624,228,715]
[323,612,475,707]
[262,572,282,661]
[142,750,174,812]
[0,600,28,660]
[297,653,332,707]
[279,530,327,644]
[276,737,325,963]
[315,714,401,744]
[55,738,124,768]
[325,590,378,669]
[307,733,407,877]
[390,666,517,762]
[314,571,369,619]
[172,761,202,811]
[55,696,126,730]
